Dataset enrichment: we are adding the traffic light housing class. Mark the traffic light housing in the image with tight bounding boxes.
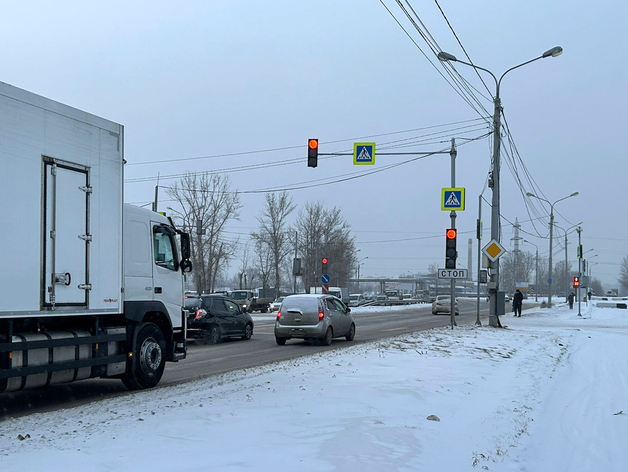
[321,257,328,274]
[445,228,457,269]
[308,139,319,168]
[573,276,580,287]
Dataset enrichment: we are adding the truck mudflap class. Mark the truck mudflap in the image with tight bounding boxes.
[0,328,127,393]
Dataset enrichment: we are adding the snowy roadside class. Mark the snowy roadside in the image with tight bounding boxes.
[1,302,626,471]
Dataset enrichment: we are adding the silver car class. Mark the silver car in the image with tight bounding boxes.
[431,295,459,315]
[275,294,356,346]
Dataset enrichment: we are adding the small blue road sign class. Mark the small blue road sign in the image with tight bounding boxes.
[353,142,375,165]
[321,274,330,284]
[548,278,552,284]
[441,188,465,211]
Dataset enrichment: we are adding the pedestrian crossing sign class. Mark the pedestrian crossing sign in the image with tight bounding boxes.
[441,188,465,211]
[353,143,375,165]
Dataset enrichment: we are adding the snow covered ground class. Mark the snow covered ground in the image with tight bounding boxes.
[1,300,627,471]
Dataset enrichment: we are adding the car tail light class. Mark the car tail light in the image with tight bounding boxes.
[195,309,206,319]
[276,311,281,321]
[318,311,324,321]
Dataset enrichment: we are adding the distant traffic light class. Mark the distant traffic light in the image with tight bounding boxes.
[573,276,580,287]
[445,228,457,269]
[322,257,328,274]
[308,139,319,168]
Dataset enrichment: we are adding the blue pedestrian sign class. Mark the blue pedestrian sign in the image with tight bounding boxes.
[353,142,375,165]
[321,274,330,284]
[441,188,465,211]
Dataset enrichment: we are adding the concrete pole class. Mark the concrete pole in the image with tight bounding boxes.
[535,248,539,302]
[489,94,502,327]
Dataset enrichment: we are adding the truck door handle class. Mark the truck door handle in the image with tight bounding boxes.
[154,287,162,294]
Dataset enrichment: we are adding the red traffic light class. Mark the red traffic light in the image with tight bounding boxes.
[308,139,319,150]
[573,276,580,287]
[321,258,328,264]
[446,229,457,239]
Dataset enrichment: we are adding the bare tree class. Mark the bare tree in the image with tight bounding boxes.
[167,172,242,294]
[619,255,628,295]
[499,251,535,293]
[253,238,273,293]
[590,278,604,296]
[251,191,296,294]
[295,201,356,291]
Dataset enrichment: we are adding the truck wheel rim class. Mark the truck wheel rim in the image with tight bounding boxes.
[140,338,162,373]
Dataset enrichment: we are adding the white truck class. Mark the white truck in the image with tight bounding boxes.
[0,81,192,393]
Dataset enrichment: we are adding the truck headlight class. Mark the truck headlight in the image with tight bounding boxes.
[243,304,247,308]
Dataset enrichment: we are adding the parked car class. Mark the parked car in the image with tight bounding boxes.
[431,295,459,315]
[402,293,413,300]
[505,294,511,303]
[184,292,202,316]
[270,297,285,312]
[275,294,355,346]
[348,293,366,307]
[187,294,254,344]
[375,294,388,301]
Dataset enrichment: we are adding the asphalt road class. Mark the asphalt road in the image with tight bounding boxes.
[0,298,495,421]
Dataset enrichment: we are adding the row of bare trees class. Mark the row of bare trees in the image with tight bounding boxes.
[167,173,358,295]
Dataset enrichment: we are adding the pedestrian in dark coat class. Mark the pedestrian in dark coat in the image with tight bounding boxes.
[513,289,524,317]
[568,292,575,309]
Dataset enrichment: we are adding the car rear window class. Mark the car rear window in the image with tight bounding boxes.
[281,297,320,312]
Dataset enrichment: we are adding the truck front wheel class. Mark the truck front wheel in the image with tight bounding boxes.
[122,322,166,390]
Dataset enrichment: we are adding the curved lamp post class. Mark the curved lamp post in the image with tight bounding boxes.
[526,192,579,306]
[438,46,563,326]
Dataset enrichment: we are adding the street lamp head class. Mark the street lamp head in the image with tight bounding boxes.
[526,192,536,197]
[437,51,457,62]
[542,46,563,58]
[570,192,579,197]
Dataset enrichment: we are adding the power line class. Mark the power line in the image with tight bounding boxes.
[126,117,486,166]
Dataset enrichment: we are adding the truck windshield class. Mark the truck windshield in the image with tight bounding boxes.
[230,292,248,300]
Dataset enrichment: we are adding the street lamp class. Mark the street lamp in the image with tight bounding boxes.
[438,46,563,327]
[523,240,539,302]
[357,257,368,292]
[588,260,599,279]
[526,192,579,306]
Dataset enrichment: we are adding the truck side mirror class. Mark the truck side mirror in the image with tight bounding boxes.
[180,259,192,273]
[180,232,191,260]
[179,232,192,272]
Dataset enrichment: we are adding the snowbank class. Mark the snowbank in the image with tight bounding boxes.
[1,302,626,471]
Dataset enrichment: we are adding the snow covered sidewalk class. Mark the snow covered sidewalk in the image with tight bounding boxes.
[1,303,626,471]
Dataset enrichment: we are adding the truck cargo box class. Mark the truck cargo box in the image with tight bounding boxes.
[0,80,123,318]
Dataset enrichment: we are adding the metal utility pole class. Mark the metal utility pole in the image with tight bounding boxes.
[476,194,483,326]
[438,45,563,327]
[577,226,583,316]
[564,232,568,300]
[294,231,298,294]
[449,138,457,329]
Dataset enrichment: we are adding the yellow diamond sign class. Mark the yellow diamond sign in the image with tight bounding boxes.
[482,239,506,262]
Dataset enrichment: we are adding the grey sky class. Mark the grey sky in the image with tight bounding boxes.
[1,1,624,288]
